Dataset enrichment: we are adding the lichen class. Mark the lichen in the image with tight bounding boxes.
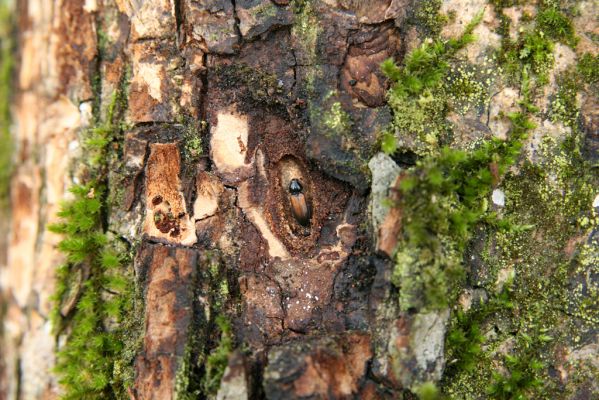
[181,117,206,164]
[380,1,598,397]
[322,101,352,137]
[413,0,447,37]
[291,0,320,94]
[381,10,485,156]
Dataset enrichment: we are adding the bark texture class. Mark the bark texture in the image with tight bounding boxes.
[1,0,598,399]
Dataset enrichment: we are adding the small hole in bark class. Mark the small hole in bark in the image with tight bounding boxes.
[151,195,163,206]
[154,210,180,235]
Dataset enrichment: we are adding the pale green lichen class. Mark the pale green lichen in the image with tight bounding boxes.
[381,1,598,398]
[322,101,352,137]
[291,0,320,94]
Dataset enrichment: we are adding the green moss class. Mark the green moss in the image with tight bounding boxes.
[391,113,530,310]
[50,70,137,399]
[379,0,598,397]
[441,124,598,398]
[381,10,484,156]
[502,31,554,85]
[380,11,537,311]
[577,53,599,84]
[445,283,514,377]
[202,315,233,397]
[49,185,135,399]
[487,334,548,399]
[536,6,577,47]
[496,6,557,86]
[0,1,13,209]
[415,381,441,400]
[495,2,579,87]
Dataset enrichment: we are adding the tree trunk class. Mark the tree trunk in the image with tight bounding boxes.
[1,0,598,399]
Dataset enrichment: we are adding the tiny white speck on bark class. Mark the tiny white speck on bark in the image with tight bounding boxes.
[492,189,505,207]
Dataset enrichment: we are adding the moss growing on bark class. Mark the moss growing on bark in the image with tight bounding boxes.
[381,2,598,396]
[442,130,598,397]
[389,111,531,310]
[381,10,484,156]
[50,73,139,399]
[577,53,599,84]
[0,1,13,209]
[202,315,233,397]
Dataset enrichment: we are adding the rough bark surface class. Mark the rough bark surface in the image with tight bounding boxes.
[1,0,598,399]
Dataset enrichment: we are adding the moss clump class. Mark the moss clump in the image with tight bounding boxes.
[445,283,514,377]
[500,29,554,85]
[0,1,13,209]
[536,6,577,47]
[381,11,537,311]
[202,315,233,396]
[495,4,562,86]
[49,184,134,399]
[486,333,549,399]
[391,111,530,310]
[381,10,484,156]
[441,125,598,398]
[50,75,137,398]
[496,2,579,87]
[577,52,599,84]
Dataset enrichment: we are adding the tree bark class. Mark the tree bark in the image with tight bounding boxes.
[1,0,598,399]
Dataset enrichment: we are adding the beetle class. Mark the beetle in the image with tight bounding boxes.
[288,178,311,226]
